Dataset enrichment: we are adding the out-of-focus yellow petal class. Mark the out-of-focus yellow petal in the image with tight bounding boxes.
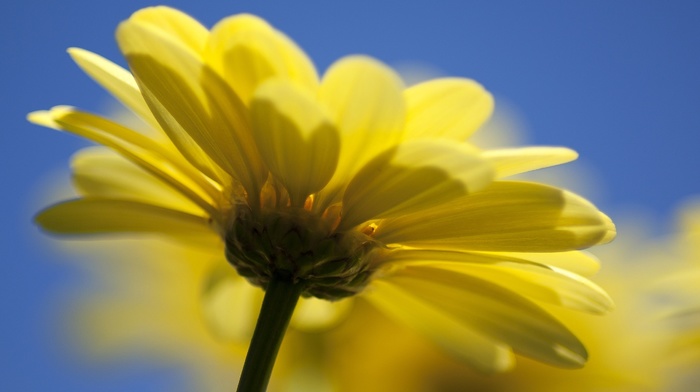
[117,18,267,197]
[403,78,494,141]
[202,272,263,342]
[390,261,613,314]
[365,280,515,373]
[68,48,162,133]
[205,14,318,105]
[28,107,219,215]
[127,6,209,54]
[71,147,203,216]
[250,79,339,206]
[67,238,248,375]
[35,199,216,241]
[375,181,616,252]
[482,147,579,178]
[339,140,493,230]
[383,266,589,368]
[315,56,406,211]
[291,297,353,331]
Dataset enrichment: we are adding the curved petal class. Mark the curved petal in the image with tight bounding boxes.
[205,14,318,105]
[117,17,267,197]
[381,248,601,277]
[28,107,219,216]
[386,261,613,314]
[71,147,203,216]
[315,56,406,211]
[496,250,600,277]
[339,140,493,230]
[403,78,494,141]
[364,280,514,373]
[35,199,216,242]
[250,79,339,206]
[482,147,578,178]
[375,181,616,252]
[382,266,589,368]
[127,6,209,54]
[68,48,162,133]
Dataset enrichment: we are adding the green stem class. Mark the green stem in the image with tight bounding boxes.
[237,278,304,392]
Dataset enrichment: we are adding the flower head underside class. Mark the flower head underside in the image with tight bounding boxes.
[31,6,616,372]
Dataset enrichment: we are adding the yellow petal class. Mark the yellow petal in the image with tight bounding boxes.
[339,140,493,230]
[117,19,266,197]
[383,248,601,277]
[375,181,616,252]
[389,261,613,314]
[67,48,162,133]
[250,79,339,206]
[364,280,514,373]
[127,6,209,54]
[205,14,318,105]
[28,107,219,216]
[290,297,353,331]
[315,56,406,211]
[35,199,215,241]
[384,266,588,368]
[201,271,262,342]
[496,250,600,277]
[71,147,203,216]
[404,78,494,141]
[482,147,579,178]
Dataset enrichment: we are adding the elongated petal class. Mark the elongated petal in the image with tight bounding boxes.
[28,107,219,216]
[375,181,615,252]
[35,199,215,240]
[365,280,514,373]
[388,261,613,314]
[403,78,494,141]
[383,266,589,368]
[71,147,203,216]
[382,248,601,277]
[68,48,162,132]
[482,147,578,178]
[315,56,406,211]
[205,14,318,104]
[339,140,493,230]
[114,17,228,184]
[117,18,266,196]
[497,250,600,276]
[251,79,339,206]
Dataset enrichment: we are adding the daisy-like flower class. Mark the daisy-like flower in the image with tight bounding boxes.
[30,6,615,390]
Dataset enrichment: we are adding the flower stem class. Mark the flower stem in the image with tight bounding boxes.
[236,278,304,392]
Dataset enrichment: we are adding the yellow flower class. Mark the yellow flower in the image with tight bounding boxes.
[31,5,615,374]
[654,199,700,383]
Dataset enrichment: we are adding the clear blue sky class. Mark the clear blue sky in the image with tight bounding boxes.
[3,1,700,390]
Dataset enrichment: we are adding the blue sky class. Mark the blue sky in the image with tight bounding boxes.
[3,1,700,390]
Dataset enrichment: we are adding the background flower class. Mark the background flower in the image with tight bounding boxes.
[6,1,700,390]
[648,199,700,391]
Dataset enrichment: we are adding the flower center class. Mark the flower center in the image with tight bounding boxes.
[225,206,378,300]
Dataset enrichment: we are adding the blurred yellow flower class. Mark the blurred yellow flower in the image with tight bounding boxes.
[651,199,700,390]
[30,5,616,380]
[61,238,335,392]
